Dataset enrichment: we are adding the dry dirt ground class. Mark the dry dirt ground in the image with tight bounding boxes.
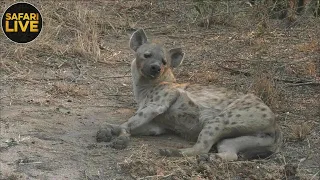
[0,1,319,180]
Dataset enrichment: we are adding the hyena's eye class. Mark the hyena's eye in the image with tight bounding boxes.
[144,52,152,58]
[162,58,167,65]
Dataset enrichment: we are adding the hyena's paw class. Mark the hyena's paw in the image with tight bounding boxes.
[159,148,183,157]
[196,154,210,164]
[214,152,238,161]
[111,136,130,150]
[96,128,112,142]
[96,124,122,142]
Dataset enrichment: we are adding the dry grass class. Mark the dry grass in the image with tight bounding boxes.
[251,74,280,109]
[284,61,318,78]
[296,40,320,53]
[289,122,313,141]
[49,82,90,97]
[1,1,130,77]
[302,61,318,78]
[118,145,315,180]
[34,1,105,62]
[189,71,220,83]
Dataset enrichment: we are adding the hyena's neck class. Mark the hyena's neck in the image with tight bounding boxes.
[131,59,176,103]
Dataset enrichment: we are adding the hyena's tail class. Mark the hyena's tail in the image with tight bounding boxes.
[241,124,282,160]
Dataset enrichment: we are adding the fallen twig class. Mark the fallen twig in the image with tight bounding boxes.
[273,77,312,84]
[84,169,90,180]
[216,65,319,86]
[104,94,131,96]
[103,75,132,78]
[96,61,129,65]
[9,78,40,83]
[287,81,320,87]
[72,59,83,82]
[70,105,133,109]
[216,63,252,76]
[19,161,43,165]
[273,77,320,87]
[11,77,65,82]
[310,170,320,180]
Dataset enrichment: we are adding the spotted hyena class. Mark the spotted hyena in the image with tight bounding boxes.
[96,29,281,161]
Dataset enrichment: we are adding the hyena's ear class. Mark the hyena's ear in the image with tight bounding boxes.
[168,48,184,68]
[129,29,148,52]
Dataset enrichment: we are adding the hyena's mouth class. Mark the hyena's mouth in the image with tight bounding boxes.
[139,69,158,79]
[148,72,162,79]
[148,73,161,79]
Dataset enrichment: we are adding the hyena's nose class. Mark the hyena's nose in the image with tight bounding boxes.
[150,64,161,74]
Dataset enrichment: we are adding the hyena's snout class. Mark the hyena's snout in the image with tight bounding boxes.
[149,62,161,77]
[140,61,163,78]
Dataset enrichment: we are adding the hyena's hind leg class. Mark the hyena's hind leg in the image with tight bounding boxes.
[214,134,275,161]
[160,114,223,157]
[130,123,166,136]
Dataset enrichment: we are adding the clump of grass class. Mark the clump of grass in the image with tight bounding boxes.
[1,0,133,74]
[251,73,280,109]
[119,144,285,179]
[190,71,219,83]
[191,0,239,29]
[304,61,318,77]
[36,1,103,62]
[285,61,318,78]
[300,61,318,78]
[49,82,89,97]
[289,122,313,141]
[118,145,197,179]
[296,40,320,53]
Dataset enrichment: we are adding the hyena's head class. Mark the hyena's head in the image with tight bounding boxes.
[129,29,184,79]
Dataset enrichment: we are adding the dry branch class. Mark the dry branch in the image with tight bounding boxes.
[103,75,132,78]
[273,77,317,84]
[216,64,319,87]
[104,94,131,96]
[287,82,320,87]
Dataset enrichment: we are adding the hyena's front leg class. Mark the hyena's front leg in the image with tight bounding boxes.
[96,123,131,149]
[97,103,169,149]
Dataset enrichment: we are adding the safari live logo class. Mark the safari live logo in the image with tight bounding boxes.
[1,2,42,43]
